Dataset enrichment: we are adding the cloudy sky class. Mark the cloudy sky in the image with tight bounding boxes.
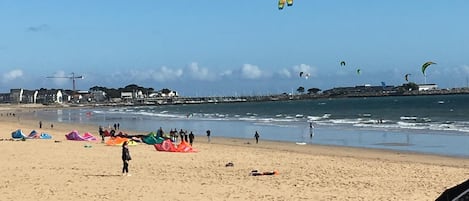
[1,1,468,96]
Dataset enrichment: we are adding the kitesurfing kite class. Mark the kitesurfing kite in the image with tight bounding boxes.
[421,61,436,76]
[340,61,346,66]
[278,0,293,10]
[299,72,310,79]
[404,73,411,82]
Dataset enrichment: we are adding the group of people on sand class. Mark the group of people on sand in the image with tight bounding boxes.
[118,126,206,176]
[111,123,120,130]
[161,127,196,146]
[38,121,53,129]
[110,125,265,176]
[2,112,16,117]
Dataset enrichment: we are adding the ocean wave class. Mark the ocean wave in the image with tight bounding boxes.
[91,106,469,135]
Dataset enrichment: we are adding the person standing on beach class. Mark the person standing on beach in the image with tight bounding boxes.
[184,131,188,143]
[309,122,314,139]
[179,129,184,142]
[39,121,42,129]
[254,131,260,144]
[189,131,195,146]
[121,141,132,176]
[157,127,164,138]
[206,130,211,143]
[99,125,104,143]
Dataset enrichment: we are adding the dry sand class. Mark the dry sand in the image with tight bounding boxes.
[1,104,469,201]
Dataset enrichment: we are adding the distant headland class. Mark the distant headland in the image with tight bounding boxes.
[1,83,469,107]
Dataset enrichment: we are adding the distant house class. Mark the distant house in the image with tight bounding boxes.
[121,92,133,100]
[161,90,178,97]
[5,89,76,104]
[36,89,63,104]
[91,90,107,102]
[21,89,37,103]
[9,89,38,104]
[9,89,24,103]
[0,93,10,103]
[73,90,92,103]
[418,84,438,91]
[148,89,178,98]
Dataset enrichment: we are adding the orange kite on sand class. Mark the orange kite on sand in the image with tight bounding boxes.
[154,139,197,153]
[105,137,137,146]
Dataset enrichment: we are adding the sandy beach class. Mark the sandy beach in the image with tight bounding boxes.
[1,104,469,201]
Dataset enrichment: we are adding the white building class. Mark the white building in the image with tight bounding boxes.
[418,84,438,91]
[121,92,133,99]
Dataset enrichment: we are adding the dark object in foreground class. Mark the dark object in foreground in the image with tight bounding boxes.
[435,179,469,201]
[249,170,278,176]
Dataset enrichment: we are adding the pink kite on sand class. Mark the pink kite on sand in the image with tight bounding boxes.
[65,130,97,141]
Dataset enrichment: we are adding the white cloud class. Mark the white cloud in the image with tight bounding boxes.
[220,70,233,77]
[187,62,214,81]
[2,69,24,82]
[278,68,292,78]
[128,66,183,82]
[241,64,262,79]
[292,64,316,77]
[276,64,318,79]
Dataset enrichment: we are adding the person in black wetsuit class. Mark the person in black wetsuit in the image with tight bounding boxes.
[206,130,211,143]
[122,141,132,176]
[254,131,260,144]
[189,131,195,146]
[179,129,184,142]
[184,131,188,143]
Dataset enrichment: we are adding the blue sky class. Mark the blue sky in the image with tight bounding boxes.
[1,1,468,96]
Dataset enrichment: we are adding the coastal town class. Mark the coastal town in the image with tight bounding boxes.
[1,82,469,106]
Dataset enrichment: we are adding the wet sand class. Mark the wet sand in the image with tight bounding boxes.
[1,104,469,201]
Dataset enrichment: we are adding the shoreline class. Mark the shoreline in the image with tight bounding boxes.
[3,103,469,161]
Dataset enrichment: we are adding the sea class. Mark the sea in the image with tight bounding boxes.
[35,94,469,157]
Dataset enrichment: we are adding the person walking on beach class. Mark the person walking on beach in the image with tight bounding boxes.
[39,121,42,129]
[254,131,260,144]
[206,129,211,143]
[121,141,132,176]
[189,131,195,146]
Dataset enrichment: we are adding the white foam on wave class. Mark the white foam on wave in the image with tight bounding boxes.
[306,114,331,121]
[93,107,469,135]
[330,119,362,124]
[237,116,298,123]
